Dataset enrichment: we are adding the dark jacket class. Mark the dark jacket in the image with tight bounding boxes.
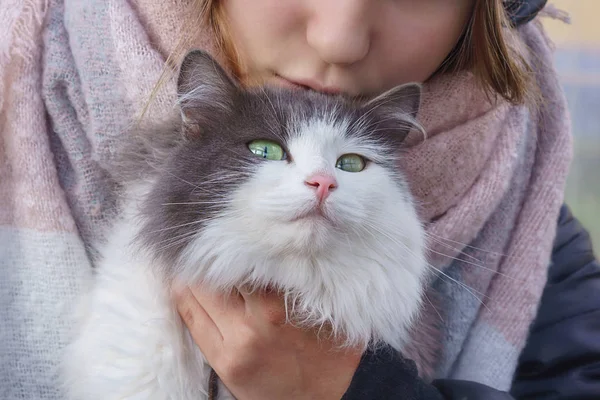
[342,205,600,399]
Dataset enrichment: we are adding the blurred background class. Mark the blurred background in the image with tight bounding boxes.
[543,0,600,251]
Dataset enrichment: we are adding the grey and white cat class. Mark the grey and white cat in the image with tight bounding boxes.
[62,50,427,400]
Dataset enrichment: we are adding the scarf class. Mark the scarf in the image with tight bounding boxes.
[0,0,572,397]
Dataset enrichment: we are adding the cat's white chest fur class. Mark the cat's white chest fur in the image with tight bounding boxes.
[62,213,233,400]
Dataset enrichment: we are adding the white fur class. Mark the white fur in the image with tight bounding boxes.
[62,115,427,400]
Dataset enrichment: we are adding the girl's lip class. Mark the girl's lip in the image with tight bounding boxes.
[272,75,307,90]
[273,74,344,95]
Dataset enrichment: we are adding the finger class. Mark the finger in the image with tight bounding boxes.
[188,285,246,332]
[240,286,288,326]
[173,286,224,361]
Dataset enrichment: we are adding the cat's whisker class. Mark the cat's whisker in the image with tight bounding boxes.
[153,232,201,253]
[151,229,200,246]
[162,170,203,191]
[193,166,250,178]
[147,219,206,234]
[423,293,444,322]
[361,230,487,309]
[426,264,491,312]
[161,201,232,206]
[189,185,236,195]
[198,209,245,224]
[187,186,223,195]
[359,220,490,308]
[196,174,246,183]
[425,232,511,259]
[363,218,519,282]
[424,246,522,282]
[424,234,484,264]
[192,176,234,184]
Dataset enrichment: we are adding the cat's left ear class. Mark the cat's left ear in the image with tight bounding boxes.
[361,83,422,142]
[176,50,239,136]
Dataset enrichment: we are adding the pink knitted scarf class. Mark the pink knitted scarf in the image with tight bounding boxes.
[0,0,571,396]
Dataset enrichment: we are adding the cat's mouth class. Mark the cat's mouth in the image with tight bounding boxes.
[290,206,334,224]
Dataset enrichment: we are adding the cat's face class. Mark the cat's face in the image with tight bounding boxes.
[141,50,421,265]
[231,113,412,255]
[137,51,426,349]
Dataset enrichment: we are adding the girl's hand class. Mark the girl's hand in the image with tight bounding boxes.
[174,285,362,400]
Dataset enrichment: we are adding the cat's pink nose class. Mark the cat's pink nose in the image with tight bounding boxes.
[305,174,338,202]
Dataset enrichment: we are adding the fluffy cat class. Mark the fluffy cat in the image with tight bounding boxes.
[62,50,427,400]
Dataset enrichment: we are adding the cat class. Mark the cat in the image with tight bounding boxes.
[61,50,428,400]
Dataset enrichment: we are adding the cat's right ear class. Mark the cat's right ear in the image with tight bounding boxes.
[176,50,239,136]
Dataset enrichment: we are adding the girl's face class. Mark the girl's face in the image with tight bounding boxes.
[222,0,475,97]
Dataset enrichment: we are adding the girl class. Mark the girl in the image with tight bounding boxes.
[1,0,598,399]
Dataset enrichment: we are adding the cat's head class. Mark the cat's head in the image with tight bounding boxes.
[138,51,427,349]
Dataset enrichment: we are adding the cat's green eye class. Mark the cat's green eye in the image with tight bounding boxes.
[248,140,287,161]
[336,154,366,172]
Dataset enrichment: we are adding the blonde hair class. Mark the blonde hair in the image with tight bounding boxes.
[153,0,533,111]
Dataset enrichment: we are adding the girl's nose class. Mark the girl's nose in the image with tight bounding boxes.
[305,0,371,66]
